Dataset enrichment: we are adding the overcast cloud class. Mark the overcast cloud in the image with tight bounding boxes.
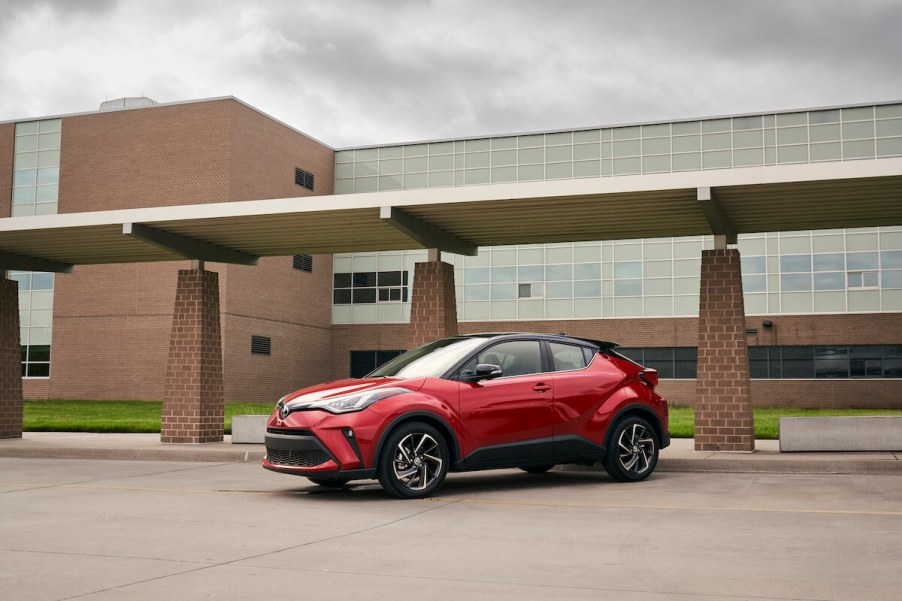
[1,0,900,147]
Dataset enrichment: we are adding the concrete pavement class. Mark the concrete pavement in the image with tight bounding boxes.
[0,431,900,474]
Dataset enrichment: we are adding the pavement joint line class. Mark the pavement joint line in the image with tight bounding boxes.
[427,496,902,517]
[54,497,463,601]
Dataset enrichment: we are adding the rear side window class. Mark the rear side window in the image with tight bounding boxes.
[549,342,592,371]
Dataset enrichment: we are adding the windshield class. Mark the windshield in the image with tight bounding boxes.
[368,337,486,379]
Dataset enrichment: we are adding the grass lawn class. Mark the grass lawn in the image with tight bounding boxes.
[23,400,902,439]
[23,400,274,434]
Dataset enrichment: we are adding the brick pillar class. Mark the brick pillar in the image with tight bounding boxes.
[161,269,224,443]
[408,261,458,349]
[0,278,23,439]
[695,249,755,452]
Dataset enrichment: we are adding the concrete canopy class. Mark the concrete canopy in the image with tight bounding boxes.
[1,158,901,269]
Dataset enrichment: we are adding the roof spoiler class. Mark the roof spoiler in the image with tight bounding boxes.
[572,337,619,352]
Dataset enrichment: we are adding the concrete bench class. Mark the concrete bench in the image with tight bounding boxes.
[779,416,902,452]
[231,415,269,444]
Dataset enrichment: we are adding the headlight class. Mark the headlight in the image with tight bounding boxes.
[307,387,408,414]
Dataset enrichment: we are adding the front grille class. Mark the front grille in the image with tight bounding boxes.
[266,448,330,468]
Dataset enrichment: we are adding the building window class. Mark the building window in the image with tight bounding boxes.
[293,255,313,272]
[251,335,272,356]
[350,350,404,378]
[618,347,698,379]
[334,271,409,304]
[21,345,51,378]
[295,167,314,190]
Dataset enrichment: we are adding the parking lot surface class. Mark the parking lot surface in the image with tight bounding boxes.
[2,458,901,601]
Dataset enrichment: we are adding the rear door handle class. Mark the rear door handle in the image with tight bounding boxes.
[532,383,552,393]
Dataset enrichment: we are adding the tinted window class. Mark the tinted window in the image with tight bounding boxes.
[549,342,590,371]
[461,340,544,378]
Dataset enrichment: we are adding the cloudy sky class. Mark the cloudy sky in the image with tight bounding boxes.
[1,0,901,147]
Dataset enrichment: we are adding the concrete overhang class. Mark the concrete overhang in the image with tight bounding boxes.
[0,158,901,269]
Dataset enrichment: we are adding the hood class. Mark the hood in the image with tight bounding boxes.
[282,377,426,408]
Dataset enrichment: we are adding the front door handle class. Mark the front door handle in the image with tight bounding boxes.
[532,383,552,393]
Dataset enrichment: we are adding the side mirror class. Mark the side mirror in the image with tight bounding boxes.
[460,363,503,382]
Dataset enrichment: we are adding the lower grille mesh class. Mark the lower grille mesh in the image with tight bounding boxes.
[266,448,330,468]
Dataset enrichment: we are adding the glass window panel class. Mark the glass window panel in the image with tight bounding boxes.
[743,275,766,292]
[614,262,641,278]
[843,121,875,140]
[333,289,350,305]
[492,149,517,166]
[612,126,640,140]
[573,130,599,143]
[34,184,58,203]
[732,130,763,148]
[842,106,874,121]
[613,157,641,175]
[517,134,544,148]
[16,134,39,153]
[810,123,841,142]
[673,347,697,378]
[882,270,902,289]
[877,137,902,156]
[379,175,402,191]
[574,263,601,279]
[491,137,517,150]
[702,119,731,133]
[645,279,672,295]
[491,266,517,282]
[429,155,454,170]
[574,280,601,297]
[352,272,377,287]
[518,265,544,281]
[614,280,642,296]
[517,164,544,181]
[545,145,572,162]
[749,347,769,378]
[877,105,902,118]
[702,132,731,151]
[644,348,674,378]
[489,166,515,183]
[573,160,600,178]
[14,151,38,170]
[641,123,669,137]
[672,153,700,171]
[36,149,59,168]
[549,342,589,371]
[613,140,641,157]
[404,156,427,172]
[490,283,517,300]
[428,142,453,155]
[546,264,573,281]
[573,144,600,161]
[12,187,35,204]
[546,281,572,298]
[30,273,53,290]
[465,152,490,169]
[776,112,807,127]
[642,137,670,155]
[781,255,811,272]
[815,347,849,378]
[843,139,875,159]
[813,253,844,271]
[403,144,427,157]
[782,274,811,291]
[518,147,544,164]
[777,127,808,145]
[38,132,61,150]
[733,116,762,130]
[465,285,490,301]
[814,272,845,290]
[465,139,490,152]
[333,273,352,288]
[847,252,878,270]
[642,155,670,173]
[16,121,40,135]
[671,135,700,152]
[809,109,840,124]
[545,132,571,146]
[464,267,490,284]
[702,150,731,169]
[13,169,36,187]
[810,142,842,161]
[546,162,572,179]
[465,169,490,185]
[782,347,814,378]
[778,145,809,163]
[876,118,902,137]
[741,256,766,273]
[352,288,377,304]
[672,121,699,135]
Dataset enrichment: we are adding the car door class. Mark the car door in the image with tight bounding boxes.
[456,339,555,463]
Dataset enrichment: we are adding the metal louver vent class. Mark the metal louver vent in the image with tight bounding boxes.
[295,167,314,190]
[293,255,313,272]
[251,335,272,356]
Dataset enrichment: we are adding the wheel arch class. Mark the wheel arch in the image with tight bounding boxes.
[605,403,666,449]
[372,411,461,470]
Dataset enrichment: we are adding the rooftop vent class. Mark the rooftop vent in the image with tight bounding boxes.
[99,97,158,111]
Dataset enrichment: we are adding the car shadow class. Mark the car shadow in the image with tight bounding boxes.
[275,467,661,501]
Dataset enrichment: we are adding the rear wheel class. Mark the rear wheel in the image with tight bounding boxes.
[602,416,659,482]
[519,465,555,474]
[378,422,449,499]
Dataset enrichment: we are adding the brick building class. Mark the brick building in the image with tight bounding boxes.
[2,96,901,417]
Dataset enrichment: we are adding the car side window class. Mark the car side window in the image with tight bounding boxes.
[549,342,591,372]
[460,340,544,378]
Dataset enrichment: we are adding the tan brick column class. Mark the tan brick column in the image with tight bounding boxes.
[0,278,23,439]
[161,269,224,443]
[408,260,458,349]
[695,248,755,452]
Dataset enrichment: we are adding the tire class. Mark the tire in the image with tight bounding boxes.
[378,422,449,499]
[308,478,350,488]
[602,416,659,482]
[519,465,555,474]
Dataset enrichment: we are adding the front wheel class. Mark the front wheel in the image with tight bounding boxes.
[378,422,449,499]
[602,416,659,482]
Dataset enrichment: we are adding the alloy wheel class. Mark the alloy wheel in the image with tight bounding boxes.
[391,432,444,491]
[616,422,655,475]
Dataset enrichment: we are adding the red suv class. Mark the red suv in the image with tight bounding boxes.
[263,333,669,498]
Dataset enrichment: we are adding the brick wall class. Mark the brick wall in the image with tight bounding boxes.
[0,279,23,438]
[160,269,223,443]
[25,98,336,403]
[408,261,458,348]
[0,123,12,219]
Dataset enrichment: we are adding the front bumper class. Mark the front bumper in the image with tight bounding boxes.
[262,430,376,480]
